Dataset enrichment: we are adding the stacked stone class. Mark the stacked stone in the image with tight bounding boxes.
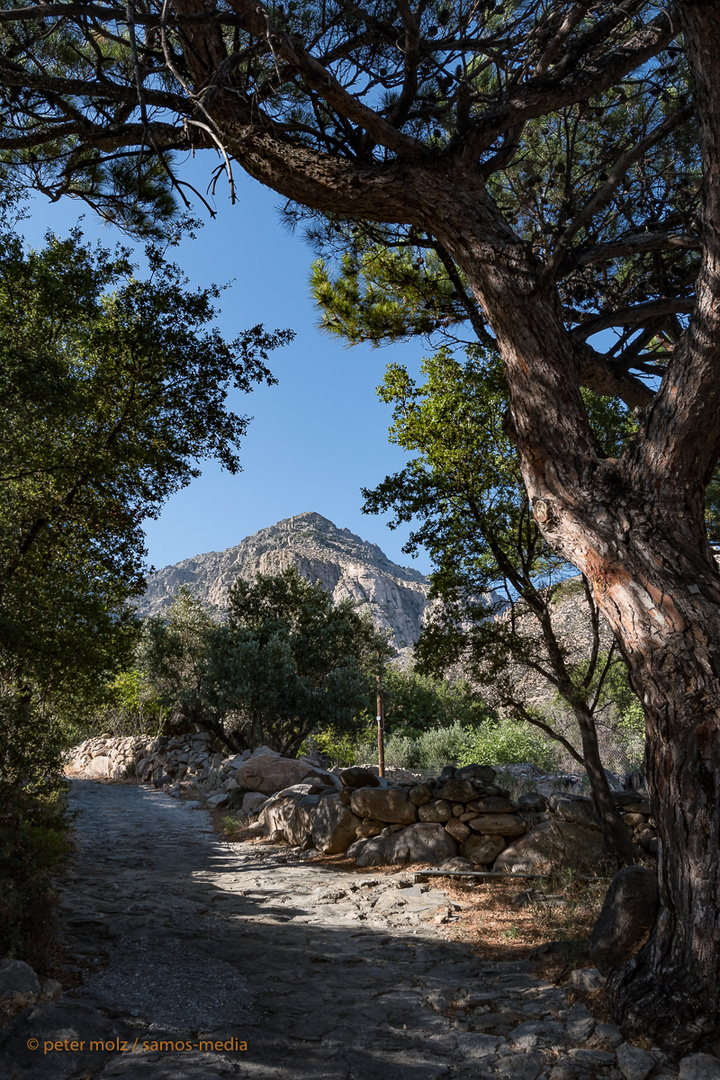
[66,736,336,810]
[67,736,657,871]
[615,793,657,854]
[65,735,146,779]
[255,763,556,869]
[550,791,658,856]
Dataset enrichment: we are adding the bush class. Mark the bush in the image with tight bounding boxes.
[0,783,70,967]
[456,721,560,772]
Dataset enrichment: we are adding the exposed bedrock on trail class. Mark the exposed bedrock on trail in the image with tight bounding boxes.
[0,780,697,1080]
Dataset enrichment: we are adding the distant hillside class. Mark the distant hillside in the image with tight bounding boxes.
[138,512,433,650]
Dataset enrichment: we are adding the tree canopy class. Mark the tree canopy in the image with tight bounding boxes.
[0,218,290,735]
[142,568,386,754]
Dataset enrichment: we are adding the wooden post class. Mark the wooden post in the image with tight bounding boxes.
[376,667,385,778]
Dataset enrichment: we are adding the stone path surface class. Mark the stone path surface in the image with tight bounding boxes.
[0,780,674,1080]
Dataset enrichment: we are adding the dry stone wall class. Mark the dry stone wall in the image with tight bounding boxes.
[67,737,656,871]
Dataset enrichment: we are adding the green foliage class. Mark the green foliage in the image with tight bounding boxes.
[456,722,559,773]
[0,216,291,741]
[363,345,644,785]
[141,569,387,755]
[140,587,217,735]
[369,667,494,735]
[203,567,384,755]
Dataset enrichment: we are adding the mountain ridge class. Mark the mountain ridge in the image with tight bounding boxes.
[138,511,433,650]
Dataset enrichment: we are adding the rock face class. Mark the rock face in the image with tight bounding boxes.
[137,511,435,651]
[590,865,659,975]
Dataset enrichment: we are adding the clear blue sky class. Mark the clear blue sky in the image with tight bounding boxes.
[20,159,434,576]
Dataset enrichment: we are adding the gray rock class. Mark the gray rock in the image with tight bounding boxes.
[339,766,379,789]
[456,763,497,786]
[517,792,549,812]
[418,799,452,823]
[568,968,604,993]
[552,794,600,829]
[594,1022,624,1049]
[509,1020,568,1051]
[679,1054,720,1080]
[437,856,475,872]
[567,1048,617,1066]
[444,818,471,842]
[356,818,384,838]
[0,1002,118,1079]
[384,823,458,865]
[616,1042,657,1080]
[564,1002,595,1042]
[235,751,332,796]
[242,791,267,814]
[285,793,321,846]
[312,794,362,853]
[459,833,506,865]
[436,779,477,802]
[409,783,433,806]
[350,786,418,825]
[0,959,41,1001]
[206,791,229,808]
[494,820,609,874]
[345,835,388,867]
[467,812,527,836]
[495,1051,546,1080]
[590,866,658,976]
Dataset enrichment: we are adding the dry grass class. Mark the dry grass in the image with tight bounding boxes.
[432,870,611,989]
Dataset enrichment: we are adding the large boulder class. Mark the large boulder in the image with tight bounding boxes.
[312,795,362,854]
[285,794,322,847]
[467,813,527,837]
[338,766,379,789]
[385,823,457,865]
[346,823,457,867]
[235,749,335,795]
[459,834,506,865]
[494,820,609,874]
[590,865,659,975]
[350,787,417,825]
[436,779,477,802]
[346,835,387,867]
[552,794,601,829]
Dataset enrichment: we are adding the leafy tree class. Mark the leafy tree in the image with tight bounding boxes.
[142,569,387,755]
[364,344,638,863]
[203,567,385,755]
[0,220,291,771]
[371,667,494,736]
[3,0,720,1048]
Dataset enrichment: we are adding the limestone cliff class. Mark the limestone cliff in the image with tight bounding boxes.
[138,512,432,650]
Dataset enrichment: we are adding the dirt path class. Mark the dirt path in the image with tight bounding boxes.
[1,779,632,1080]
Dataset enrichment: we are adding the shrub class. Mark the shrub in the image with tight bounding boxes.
[457,721,560,772]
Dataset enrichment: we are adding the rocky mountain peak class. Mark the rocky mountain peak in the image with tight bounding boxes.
[138,512,432,650]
